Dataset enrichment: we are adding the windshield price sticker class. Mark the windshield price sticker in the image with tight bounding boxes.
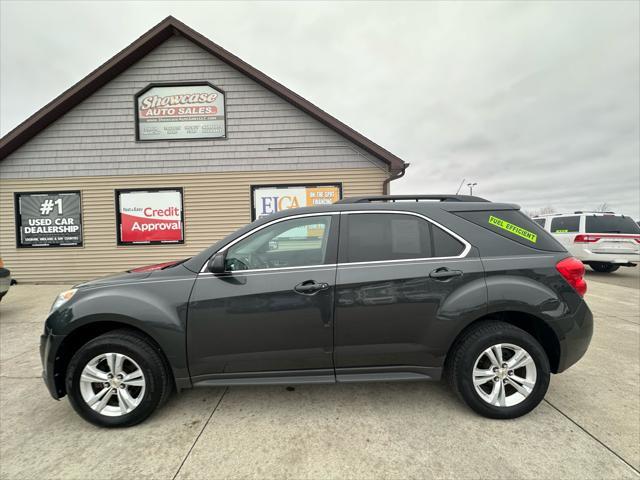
[488,215,538,243]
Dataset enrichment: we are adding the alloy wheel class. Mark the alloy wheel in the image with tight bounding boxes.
[472,343,537,407]
[78,353,146,417]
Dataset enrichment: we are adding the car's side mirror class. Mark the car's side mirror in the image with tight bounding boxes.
[207,252,226,274]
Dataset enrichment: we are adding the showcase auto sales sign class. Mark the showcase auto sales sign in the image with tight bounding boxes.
[117,190,183,244]
[136,84,225,140]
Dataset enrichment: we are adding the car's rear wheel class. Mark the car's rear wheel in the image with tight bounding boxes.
[588,262,620,273]
[66,329,171,427]
[448,321,550,419]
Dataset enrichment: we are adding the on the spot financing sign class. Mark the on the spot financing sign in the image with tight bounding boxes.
[136,83,225,141]
[252,185,341,220]
[117,189,184,244]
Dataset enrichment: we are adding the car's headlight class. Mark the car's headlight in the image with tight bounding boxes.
[50,288,77,312]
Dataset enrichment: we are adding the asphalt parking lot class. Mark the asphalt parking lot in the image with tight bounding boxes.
[0,278,638,480]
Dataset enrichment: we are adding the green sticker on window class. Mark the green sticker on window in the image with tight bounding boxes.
[488,215,537,243]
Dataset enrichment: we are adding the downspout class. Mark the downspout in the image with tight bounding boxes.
[382,162,410,195]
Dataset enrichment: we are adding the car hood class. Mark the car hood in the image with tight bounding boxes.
[75,270,153,288]
[75,259,185,289]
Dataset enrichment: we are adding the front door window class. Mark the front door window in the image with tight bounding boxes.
[225,216,333,271]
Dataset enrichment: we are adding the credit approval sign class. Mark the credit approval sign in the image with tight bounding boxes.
[116,189,184,244]
[251,184,341,220]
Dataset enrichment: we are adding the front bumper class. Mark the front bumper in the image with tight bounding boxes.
[555,300,594,373]
[40,328,66,400]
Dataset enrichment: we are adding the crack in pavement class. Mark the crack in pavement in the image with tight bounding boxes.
[544,398,640,475]
[171,387,229,480]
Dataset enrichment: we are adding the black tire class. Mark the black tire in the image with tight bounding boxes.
[65,329,171,428]
[447,321,550,419]
[589,262,619,273]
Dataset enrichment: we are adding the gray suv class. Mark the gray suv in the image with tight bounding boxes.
[40,195,593,427]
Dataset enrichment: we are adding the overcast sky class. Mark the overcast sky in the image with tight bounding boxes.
[1,1,639,217]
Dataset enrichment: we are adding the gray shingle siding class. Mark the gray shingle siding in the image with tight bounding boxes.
[1,35,387,179]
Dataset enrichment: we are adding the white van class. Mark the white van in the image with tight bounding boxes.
[532,212,640,273]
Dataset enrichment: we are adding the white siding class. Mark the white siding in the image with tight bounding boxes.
[0,35,388,178]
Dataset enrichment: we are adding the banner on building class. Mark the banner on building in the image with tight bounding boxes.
[116,188,184,245]
[136,83,226,141]
[14,191,83,248]
[251,184,342,220]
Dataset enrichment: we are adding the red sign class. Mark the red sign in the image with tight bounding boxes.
[117,189,184,244]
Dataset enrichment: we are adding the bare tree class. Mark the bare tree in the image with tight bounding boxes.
[594,202,610,212]
[538,206,556,215]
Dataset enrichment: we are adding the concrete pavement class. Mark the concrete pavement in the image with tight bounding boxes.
[0,280,638,479]
[584,264,640,290]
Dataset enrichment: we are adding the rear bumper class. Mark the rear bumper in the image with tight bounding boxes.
[40,329,66,400]
[570,247,639,265]
[555,300,593,373]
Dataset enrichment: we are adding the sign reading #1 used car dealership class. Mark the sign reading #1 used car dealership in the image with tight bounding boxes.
[116,188,184,245]
[14,191,83,248]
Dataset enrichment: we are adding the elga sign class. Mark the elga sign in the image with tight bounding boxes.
[252,184,342,220]
[136,83,226,141]
[116,189,184,244]
[14,191,83,248]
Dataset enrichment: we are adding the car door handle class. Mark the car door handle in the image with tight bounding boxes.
[429,268,463,280]
[294,280,330,295]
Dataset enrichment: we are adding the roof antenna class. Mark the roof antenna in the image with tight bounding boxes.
[455,178,465,195]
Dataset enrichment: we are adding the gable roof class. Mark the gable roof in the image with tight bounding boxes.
[0,16,407,173]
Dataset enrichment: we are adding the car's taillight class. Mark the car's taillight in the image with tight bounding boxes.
[556,257,587,297]
[575,234,640,243]
[574,234,599,243]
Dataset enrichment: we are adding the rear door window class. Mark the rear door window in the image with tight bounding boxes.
[432,224,465,257]
[341,213,432,263]
[550,216,580,233]
[533,218,546,227]
[585,216,640,234]
[339,213,467,263]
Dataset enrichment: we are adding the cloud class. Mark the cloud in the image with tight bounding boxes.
[1,1,638,217]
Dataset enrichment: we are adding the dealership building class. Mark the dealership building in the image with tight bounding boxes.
[0,16,408,283]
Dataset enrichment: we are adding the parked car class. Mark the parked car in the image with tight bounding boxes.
[532,212,640,273]
[0,258,11,302]
[41,195,592,427]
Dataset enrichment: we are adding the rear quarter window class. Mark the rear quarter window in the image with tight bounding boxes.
[550,216,580,233]
[454,210,565,251]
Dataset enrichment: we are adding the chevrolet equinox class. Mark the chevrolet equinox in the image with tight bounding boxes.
[40,195,593,427]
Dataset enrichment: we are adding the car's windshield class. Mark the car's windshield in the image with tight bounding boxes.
[585,215,640,234]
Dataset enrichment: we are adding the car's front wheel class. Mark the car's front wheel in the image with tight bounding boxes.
[65,329,171,427]
[448,321,550,419]
[588,262,620,273]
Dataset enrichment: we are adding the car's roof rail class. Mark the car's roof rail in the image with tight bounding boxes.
[335,194,490,204]
[574,211,616,214]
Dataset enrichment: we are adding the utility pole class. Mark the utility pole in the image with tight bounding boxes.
[467,182,477,195]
